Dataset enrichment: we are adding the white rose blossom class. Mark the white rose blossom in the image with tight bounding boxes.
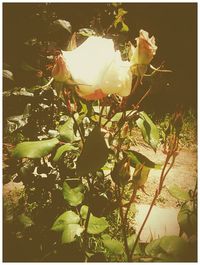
[52,36,132,100]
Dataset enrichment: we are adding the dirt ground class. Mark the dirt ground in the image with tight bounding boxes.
[134,145,197,208]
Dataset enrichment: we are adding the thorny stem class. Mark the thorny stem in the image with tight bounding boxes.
[99,100,105,126]
[82,175,92,260]
[116,185,131,261]
[71,114,85,144]
[130,137,178,259]
[61,84,85,144]
[130,190,158,258]
[192,181,197,212]
[134,86,152,109]
[131,76,140,95]
[124,186,137,226]
[82,207,91,258]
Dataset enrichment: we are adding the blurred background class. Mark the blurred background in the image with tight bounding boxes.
[3,3,197,115]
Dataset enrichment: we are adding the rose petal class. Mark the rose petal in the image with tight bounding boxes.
[52,55,70,82]
[77,88,106,101]
[62,36,132,99]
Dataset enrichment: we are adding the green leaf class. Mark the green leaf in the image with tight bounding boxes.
[130,164,150,187]
[51,210,80,232]
[117,8,128,17]
[6,104,31,134]
[3,69,14,81]
[121,21,129,32]
[111,112,123,122]
[80,101,88,115]
[80,205,89,219]
[159,236,189,260]
[63,182,84,207]
[125,150,161,169]
[127,234,142,255]
[78,28,96,37]
[101,234,124,255]
[52,19,72,33]
[111,110,135,122]
[167,185,191,201]
[18,214,34,228]
[76,126,109,175]
[145,236,191,261]
[53,143,77,162]
[80,205,109,234]
[12,138,59,159]
[61,224,84,244]
[20,61,39,73]
[145,238,162,257]
[136,111,159,151]
[58,118,77,143]
[88,215,109,234]
[178,204,197,237]
[90,115,108,125]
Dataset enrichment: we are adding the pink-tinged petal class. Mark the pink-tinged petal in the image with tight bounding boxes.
[130,30,158,77]
[52,55,70,82]
[76,88,107,101]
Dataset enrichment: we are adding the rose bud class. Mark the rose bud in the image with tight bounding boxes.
[111,157,131,186]
[129,30,157,77]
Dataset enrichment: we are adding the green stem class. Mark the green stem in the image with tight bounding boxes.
[99,100,105,126]
[116,185,131,261]
[41,77,54,90]
[124,186,138,227]
[71,114,85,144]
[82,207,91,254]
[130,145,177,259]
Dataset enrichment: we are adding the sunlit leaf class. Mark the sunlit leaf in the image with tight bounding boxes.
[62,224,84,244]
[136,111,159,151]
[12,88,34,97]
[127,234,142,255]
[121,21,129,32]
[125,150,161,169]
[53,143,78,162]
[12,138,59,159]
[78,28,96,37]
[63,182,84,207]
[80,205,109,234]
[76,126,109,175]
[111,112,123,122]
[111,110,135,122]
[101,234,124,255]
[51,210,80,232]
[52,19,72,33]
[146,236,192,261]
[145,238,162,257]
[18,213,34,228]
[167,185,190,201]
[178,204,197,237]
[3,69,14,81]
[87,215,109,234]
[80,205,89,219]
[159,236,189,260]
[58,118,77,143]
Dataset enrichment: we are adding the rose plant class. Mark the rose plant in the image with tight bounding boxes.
[3,5,196,262]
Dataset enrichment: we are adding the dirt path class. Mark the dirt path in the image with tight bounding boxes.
[134,146,197,208]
